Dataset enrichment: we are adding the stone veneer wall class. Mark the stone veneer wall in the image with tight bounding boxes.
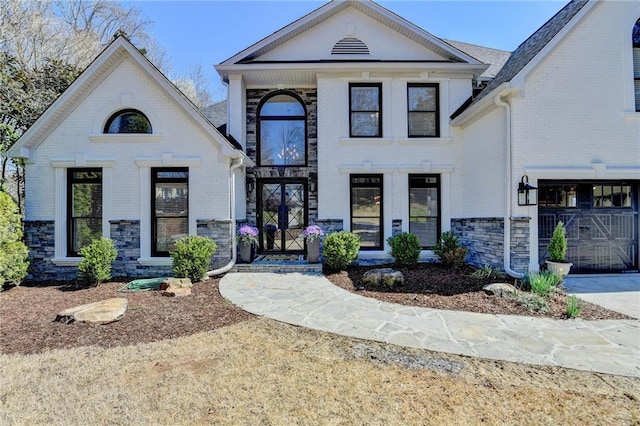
[245,88,318,227]
[451,217,530,274]
[23,219,235,282]
[197,219,233,269]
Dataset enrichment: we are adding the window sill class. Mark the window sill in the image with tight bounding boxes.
[623,112,640,121]
[52,257,82,266]
[398,137,452,146]
[339,137,394,145]
[90,134,163,143]
[137,257,173,266]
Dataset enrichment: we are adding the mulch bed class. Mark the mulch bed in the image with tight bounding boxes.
[324,263,631,321]
[0,278,253,355]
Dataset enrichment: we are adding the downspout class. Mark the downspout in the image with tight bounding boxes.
[494,92,524,279]
[207,157,244,277]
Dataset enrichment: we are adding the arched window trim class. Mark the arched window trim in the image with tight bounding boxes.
[103,108,153,134]
[256,91,308,167]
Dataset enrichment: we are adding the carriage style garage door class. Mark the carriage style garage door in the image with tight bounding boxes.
[538,181,639,273]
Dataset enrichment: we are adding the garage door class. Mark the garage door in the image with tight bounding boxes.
[538,181,639,273]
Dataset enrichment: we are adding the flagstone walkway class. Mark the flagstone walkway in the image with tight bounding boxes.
[219,272,640,377]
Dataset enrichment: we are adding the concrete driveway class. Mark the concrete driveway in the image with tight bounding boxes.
[563,274,640,319]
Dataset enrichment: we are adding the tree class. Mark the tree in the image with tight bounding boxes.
[0,191,29,288]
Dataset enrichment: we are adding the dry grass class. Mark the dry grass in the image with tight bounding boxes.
[1,318,639,425]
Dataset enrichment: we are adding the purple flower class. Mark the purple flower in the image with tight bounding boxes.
[302,225,324,241]
[238,225,259,245]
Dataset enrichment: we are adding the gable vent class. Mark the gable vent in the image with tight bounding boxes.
[332,37,369,55]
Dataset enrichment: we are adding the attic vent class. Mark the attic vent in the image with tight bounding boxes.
[332,37,369,55]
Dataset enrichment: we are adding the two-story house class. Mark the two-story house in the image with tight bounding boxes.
[8,0,639,281]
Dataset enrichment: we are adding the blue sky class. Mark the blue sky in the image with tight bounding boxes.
[127,0,568,99]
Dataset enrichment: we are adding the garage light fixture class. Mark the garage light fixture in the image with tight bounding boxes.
[518,175,537,206]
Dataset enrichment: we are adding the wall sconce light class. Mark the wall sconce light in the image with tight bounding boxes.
[518,175,537,206]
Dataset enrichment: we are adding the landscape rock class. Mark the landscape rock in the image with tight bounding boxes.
[362,268,404,288]
[160,277,193,290]
[483,283,518,297]
[55,298,128,324]
[160,277,193,297]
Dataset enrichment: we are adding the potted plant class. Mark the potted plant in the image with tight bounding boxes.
[302,225,324,263]
[237,225,258,263]
[546,221,572,277]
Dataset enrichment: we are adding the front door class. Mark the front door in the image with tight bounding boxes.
[257,180,307,253]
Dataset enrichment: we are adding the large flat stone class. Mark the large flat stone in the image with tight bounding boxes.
[56,298,128,324]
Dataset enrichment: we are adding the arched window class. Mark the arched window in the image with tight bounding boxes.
[104,109,152,133]
[633,19,640,111]
[257,93,306,166]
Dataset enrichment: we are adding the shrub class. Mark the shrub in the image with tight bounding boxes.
[547,221,568,262]
[523,271,562,297]
[323,231,360,270]
[515,293,549,314]
[171,235,217,282]
[470,264,502,280]
[78,238,118,286]
[565,295,582,319]
[0,192,29,288]
[432,231,467,269]
[387,232,421,268]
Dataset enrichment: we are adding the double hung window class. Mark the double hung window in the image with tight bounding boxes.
[408,175,440,248]
[67,169,102,256]
[152,168,188,256]
[407,84,439,137]
[350,175,383,249]
[349,83,382,137]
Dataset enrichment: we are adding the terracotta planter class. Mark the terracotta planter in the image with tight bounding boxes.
[307,238,320,263]
[238,241,252,263]
[546,260,572,277]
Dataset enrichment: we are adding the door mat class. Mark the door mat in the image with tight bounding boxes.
[254,254,303,262]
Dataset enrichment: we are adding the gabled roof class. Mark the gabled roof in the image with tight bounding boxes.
[8,36,246,159]
[442,40,511,80]
[219,0,482,66]
[453,0,592,122]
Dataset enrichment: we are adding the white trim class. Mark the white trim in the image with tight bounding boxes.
[89,134,163,143]
[524,163,640,180]
[51,158,114,261]
[134,153,202,168]
[339,137,394,145]
[623,112,640,121]
[137,257,173,267]
[397,137,452,146]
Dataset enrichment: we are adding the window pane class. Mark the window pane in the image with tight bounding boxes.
[408,112,437,136]
[155,183,188,216]
[72,218,102,254]
[260,95,305,116]
[351,87,379,111]
[351,112,379,136]
[409,176,439,248]
[352,187,380,217]
[352,219,380,248]
[106,110,152,133]
[260,120,305,165]
[635,80,640,111]
[408,86,436,111]
[72,183,102,217]
[155,217,188,253]
[410,218,438,248]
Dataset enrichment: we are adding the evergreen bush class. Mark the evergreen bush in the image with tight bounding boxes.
[0,192,29,289]
[432,231,467,268]
[78,237,118,286]
[322,231,360,270]
[387,232,421,268]
[171,235,217,282]
[547,221,568,262]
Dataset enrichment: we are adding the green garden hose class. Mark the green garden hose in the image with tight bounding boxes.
[118,277,169,292]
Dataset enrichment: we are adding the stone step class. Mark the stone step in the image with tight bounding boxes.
[230,261,322,274]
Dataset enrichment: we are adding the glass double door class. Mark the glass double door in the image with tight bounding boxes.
[257,180,307,253]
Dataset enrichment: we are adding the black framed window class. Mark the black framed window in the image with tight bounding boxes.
[67,168,102,256]
[350,174,383,249]
[538,184,578,208]
[257,92,306,166]
[409,175,440,248]
[593,184,633,208]
[408,83,439,137]
[349,83,382,137]
[152,168,188,257]
[633,18,640,111]
[104,109,152,134]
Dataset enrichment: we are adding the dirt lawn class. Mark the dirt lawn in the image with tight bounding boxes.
[1,278,639,424]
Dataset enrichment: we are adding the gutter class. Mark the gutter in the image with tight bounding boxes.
[494,90,524,279]
[206,157,245,277]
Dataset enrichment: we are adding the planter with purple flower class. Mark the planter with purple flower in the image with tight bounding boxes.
[303,225,324,263]
[237,225,259,263]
